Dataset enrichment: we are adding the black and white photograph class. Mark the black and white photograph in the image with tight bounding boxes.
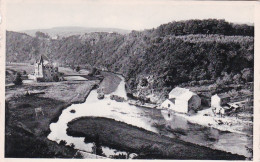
[2,0,258,160]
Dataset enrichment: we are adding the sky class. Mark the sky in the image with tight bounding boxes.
[6,0,255,31]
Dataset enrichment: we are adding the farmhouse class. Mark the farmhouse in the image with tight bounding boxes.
[161,87,201,113]
[211,94,230,108]
[28,55,63,82]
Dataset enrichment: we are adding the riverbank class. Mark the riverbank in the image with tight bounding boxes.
[44,71,251,159]
[67,116,245,160]
[125,95,252,136]
[173,108,253,136]
[98,71,121,94]
[5,78,100,158]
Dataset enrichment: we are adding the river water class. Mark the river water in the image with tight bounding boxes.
[48,74,252,158]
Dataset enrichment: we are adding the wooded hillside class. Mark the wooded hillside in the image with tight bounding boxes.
[6,19,254,101]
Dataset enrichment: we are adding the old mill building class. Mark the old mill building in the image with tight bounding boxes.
[161,87,201,113]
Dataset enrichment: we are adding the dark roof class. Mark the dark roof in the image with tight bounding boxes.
[169,98,176,103]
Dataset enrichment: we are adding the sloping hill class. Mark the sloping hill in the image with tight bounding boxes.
[6,19,254,101]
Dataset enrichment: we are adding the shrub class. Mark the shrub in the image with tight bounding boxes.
[233,74,242,84]
[140,78,148,87]
[110,153,127,159]
[110,95,125,102]
[70,109,76,113]
[76,66,80,72]
[97,93,105,100]
[13,72,23,85]
[53,74,59,82]
[70,143,75,148]
[222,73,232,85]
[241,68,253,82]
[189,81,197,86]
[59,140,67,146]
[91,134,104,156]
[90,67,100,76]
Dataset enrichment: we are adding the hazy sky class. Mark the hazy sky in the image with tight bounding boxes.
[6,0,255,31]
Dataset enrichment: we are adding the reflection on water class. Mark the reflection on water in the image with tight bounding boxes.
[152,109,252,157]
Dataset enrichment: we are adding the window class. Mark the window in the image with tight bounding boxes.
[168,104,170,107]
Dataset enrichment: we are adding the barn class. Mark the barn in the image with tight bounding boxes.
[211,94,230,108]
[161,87,201,113]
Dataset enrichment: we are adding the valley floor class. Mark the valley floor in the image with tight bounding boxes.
[5,65,100,158]
[4,64,253,159]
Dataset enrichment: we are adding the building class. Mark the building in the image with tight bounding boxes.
[211,94,230,108]
[28,55,62,82]
[211,94,232,116]
[161,87,201,113]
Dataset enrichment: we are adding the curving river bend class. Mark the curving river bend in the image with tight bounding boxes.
[48,74,252,158]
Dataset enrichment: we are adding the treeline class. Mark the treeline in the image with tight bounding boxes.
[6,19,254,99]
[153,19,254,37]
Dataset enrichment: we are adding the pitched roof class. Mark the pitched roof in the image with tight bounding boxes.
[37,55,50,65]
[169,87,196,101]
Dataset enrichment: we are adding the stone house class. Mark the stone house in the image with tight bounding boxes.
[161,87,201,113]
[211,94,230,108]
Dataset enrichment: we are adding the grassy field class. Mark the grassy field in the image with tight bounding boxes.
[67,117,245,160]
[5,64,101,158]
[6,80,99,134]
[6,64,34,84]
[5,124,78,158]
[6,63,35,74]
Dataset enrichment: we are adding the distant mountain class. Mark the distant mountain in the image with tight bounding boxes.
[20,26,131,37]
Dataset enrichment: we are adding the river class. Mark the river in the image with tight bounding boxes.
[48,74,252,158]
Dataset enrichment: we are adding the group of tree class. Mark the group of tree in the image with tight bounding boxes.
[154,19,254,37]
[216,68,253,87]
[6,19,254,96]
[90,134,104,156]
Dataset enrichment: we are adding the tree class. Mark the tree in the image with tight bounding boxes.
[140,78,148,87]
[70,143,75,148]
[92,134,104,156]
[35,31,50,39]
[222,72,232,85]
[76,66,80,72]
[13,72,23,85]
[233,73,242,84]
[241,68,253,82]
[23,70,27,75]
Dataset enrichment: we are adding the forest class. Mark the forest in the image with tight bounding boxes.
[6,19,254,101]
